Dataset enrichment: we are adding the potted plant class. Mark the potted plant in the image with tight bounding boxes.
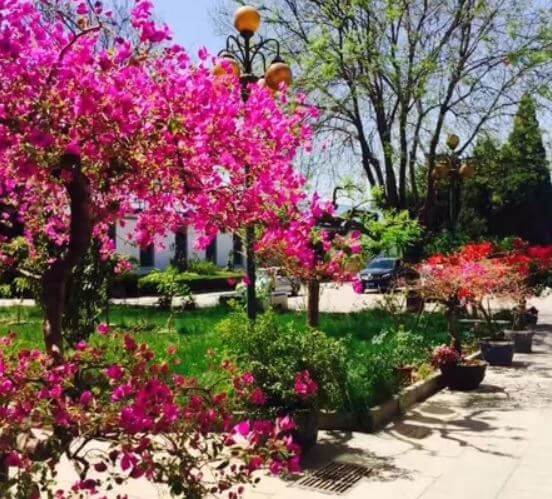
[417,243,505,385]
[432,345,487,391]
[500,242,552,353]
[217,310,348,453]
[476,322,515,366]
[419,243,536,368]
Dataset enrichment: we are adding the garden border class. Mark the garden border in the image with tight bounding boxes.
[319,351,481,433]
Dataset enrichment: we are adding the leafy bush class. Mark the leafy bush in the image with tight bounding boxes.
[372,326,430,368]
[187,258,221,275]
[0,284,11,298]
[344,342,397,409]
[423,229,472,256]
[217,310,348,412]
[136,268,243,297]
[140,267,195,310]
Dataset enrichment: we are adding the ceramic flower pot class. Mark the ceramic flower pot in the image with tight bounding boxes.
[504,330,535,354]
[292,410,319,452]
[479,339,515,366]
[440,361,487,391]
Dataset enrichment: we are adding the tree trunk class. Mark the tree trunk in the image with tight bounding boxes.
[307,279,320,328]
[245,224,257,321]
[446,299,462,355]
[41,153,92,362]
[0,454,7,484]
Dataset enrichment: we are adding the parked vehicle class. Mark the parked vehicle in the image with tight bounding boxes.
[258,268,301,296]
[357,257,418,293]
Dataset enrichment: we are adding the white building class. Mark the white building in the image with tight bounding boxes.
[115,216,242,273]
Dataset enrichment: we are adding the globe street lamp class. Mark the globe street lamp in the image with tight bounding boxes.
[432,134,476,232]
[217,5,293,320]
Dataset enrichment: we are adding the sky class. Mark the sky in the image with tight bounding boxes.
[153,0,226,57]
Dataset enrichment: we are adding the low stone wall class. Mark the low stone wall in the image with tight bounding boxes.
[320,351,480,433]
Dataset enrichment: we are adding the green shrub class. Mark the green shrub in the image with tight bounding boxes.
[187,258,220,275]
[137,268,243,297]
[345,343,397,409]
[217,310,348,412]
[372,326,430,368]
[138,267,195,310]
[0,284,11,298]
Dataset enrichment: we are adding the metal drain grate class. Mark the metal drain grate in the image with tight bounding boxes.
[296,461,371,495]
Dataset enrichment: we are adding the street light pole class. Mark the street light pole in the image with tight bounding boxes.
[216,6,293,320]
[432,134,476,233]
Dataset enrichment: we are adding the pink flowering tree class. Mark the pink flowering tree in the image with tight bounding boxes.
[0,1,319,493]
[0,0,313,357]
[257,196,363,327]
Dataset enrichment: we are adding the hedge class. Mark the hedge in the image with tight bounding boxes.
[111,271,243,298]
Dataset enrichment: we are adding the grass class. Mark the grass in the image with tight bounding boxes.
[0,304,453,378]
[0,304,472,410]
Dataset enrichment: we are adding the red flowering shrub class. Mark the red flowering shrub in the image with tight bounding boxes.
[0,333,299,497]
[418,242,525,351]
[419,240,552,350]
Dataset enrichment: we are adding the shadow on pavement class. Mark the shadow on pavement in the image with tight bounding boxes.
[302,430,413,482]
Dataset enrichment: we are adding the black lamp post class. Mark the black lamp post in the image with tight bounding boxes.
[217,5,293,320]
[432,134,476,232]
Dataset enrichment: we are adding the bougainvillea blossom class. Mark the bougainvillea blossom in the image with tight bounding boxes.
[0,0,314,358]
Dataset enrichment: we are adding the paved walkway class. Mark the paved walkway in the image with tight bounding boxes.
[249,316,552,499]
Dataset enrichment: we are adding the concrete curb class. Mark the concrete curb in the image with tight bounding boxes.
[320,351,481,433]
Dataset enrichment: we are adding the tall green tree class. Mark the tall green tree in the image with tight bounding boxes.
[459,95,552,243]
[226,0,552,218]
[491,95,552,243]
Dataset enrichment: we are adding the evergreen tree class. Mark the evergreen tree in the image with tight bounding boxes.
[491,95,552,243]
[458,95,552,244]
[458,136,500,239]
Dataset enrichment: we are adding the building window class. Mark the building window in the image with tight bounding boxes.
[139,244,155,267]
[233,234,243,267]
[206,237,217,264]
[173,229,188,270]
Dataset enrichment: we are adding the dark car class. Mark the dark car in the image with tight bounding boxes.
[357,257,418,293]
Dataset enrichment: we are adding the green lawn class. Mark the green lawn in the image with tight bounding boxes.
[0,304,453,378]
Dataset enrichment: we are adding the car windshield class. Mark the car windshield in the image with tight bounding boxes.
[366,259,396,270]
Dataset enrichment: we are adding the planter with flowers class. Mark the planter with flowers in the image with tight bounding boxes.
[503,243,552,353]
[417,243,522,382]
[217,310,349,453]
[432,345,487,391]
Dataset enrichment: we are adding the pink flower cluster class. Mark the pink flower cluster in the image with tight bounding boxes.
[294,370,319,400]
[431,345,461,369]
[257,195,363,283]
[0,332,300,497]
